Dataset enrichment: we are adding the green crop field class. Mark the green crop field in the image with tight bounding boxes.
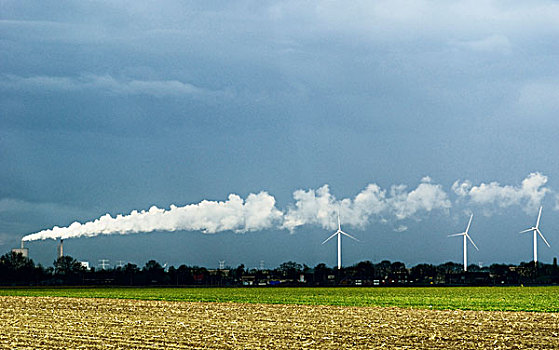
[0,286,557,312]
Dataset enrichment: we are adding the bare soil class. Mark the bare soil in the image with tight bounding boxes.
[0,296,557,349]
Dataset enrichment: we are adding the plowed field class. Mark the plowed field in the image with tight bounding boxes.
[1,296,557,349]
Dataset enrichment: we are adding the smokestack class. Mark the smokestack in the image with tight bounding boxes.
[12,238,29,258]
[57,239,63,259]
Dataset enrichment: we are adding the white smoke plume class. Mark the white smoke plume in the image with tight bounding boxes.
[21,173,552,242]
[281,184,387,231]
[388,177,451,220]
[452,172,550,214]
[282,177,451,231]
[22,192,282,241]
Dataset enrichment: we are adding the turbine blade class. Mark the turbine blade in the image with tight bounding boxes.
[537,228,551,248]
[337,211,341,231]
[536,206,542,229]
[466,233,479,251]
[448,232,465,237]
[465,214,473,234]
[340,231,360,242]
[519,228,533,234]
[321,232,338,245]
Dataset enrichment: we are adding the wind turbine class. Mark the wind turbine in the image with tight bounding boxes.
[322,212,359,269]
[448,214,479,272]
[519,206,550,263]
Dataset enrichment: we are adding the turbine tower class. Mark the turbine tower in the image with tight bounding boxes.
[448,214,479,272]
[322,212,359,269]
[519,206,551,263]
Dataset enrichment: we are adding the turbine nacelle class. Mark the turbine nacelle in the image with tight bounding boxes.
[322,212,360,245]
[448,232,479,251]
[321,229,360,245]
[448,214,478,250]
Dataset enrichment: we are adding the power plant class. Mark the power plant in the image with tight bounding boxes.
[11,240,29,258]
[12,239,65,260]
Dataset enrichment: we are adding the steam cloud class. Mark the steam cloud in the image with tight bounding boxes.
[282,177,451,231]
[22,192,282,241]
[21,173,553,242]
[452,172,549,214]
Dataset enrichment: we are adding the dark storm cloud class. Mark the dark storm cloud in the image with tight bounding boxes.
[2,1,559,266]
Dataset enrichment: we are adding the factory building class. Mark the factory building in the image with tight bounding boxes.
[11,248,29,258]
[11,240,29,258]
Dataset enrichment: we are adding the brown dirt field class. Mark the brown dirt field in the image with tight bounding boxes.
[0,296,557,349]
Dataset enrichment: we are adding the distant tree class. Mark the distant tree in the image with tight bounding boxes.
[438,262,463,273]
[1,251,31,270]
[0,251,37,284]
[467,264,483,272]
[53,256,86,284]
[517,261,538,281]
[167,266,177,285]
[33,264,50,284]
[123,263,138,273]
[144,260,163,272]
[190,266,209,284]
[54,256,85,275]
[375,260,392,279]
[176,264,193,285]
[388,261,408,283]
[391,261,406,272]
[410,264,436,283]
[313,263,330,284]
[489,264,509,276]
[122,263,139,285]
[489,264,518,284]
[233,264,245,280]
[143,260,167,284]
[354,261,375,280]
[278,261,303,280]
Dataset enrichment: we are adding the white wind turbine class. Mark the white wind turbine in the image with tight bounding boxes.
[448,214,479,272]
[322,212,359,270]
[519,206,550,263]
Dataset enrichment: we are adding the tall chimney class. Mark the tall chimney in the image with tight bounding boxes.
[12,239,29,258]
[57,239,64,259]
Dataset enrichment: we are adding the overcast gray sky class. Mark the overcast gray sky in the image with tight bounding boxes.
[1,1,559,269]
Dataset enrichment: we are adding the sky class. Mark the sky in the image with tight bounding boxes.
[1,1,559,269]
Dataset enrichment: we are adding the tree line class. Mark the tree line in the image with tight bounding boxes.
[0,251,558,286]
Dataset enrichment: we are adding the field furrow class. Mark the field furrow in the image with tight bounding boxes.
[0,296,557,349]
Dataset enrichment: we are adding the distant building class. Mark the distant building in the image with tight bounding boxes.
[241,275,255,285]
[80,261,90,270]
[12,240,29,258]
[11,248,29,258]
[208,269,230,276]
